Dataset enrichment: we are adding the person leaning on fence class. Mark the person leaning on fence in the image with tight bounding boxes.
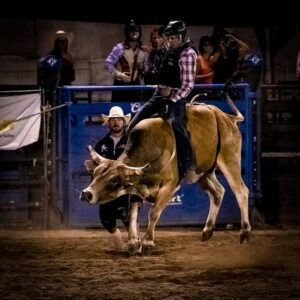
[105,20,148,102]
[85,106,142,251]
[126,20,199,185]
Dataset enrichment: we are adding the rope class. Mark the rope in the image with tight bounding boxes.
[14,102,72,123]
[0,89,41,94]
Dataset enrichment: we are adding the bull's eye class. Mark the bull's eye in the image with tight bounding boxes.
[110,176,120,187]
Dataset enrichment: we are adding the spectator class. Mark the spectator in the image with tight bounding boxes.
[144,26,167,85]
[105,20,148,102]
[143,26,167,99]
[195,35,214,84]
[86,106,142,251]
[212,30,249,85]
[49,30,75,86]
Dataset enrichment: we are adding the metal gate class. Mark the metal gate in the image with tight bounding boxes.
[58,84,257,227]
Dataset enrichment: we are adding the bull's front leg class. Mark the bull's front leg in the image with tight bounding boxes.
[127,200,141,255]
[143,184,178,255]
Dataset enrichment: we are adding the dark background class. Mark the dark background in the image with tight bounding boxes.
[1,0,299,27]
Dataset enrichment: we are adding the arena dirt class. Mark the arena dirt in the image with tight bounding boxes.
[0,227,300,299]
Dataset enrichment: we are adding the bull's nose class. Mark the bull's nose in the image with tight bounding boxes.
[80,191,93,202]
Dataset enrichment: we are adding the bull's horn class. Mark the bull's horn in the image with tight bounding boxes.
[87,145,107,164]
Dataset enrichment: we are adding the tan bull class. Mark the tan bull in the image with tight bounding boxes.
[80,94,250,254]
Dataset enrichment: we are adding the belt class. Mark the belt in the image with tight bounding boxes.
[158,85,179,97]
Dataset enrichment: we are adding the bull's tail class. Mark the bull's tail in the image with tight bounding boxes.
[190,94,204,105]
[190,92,244,123]
[224,92,244,123]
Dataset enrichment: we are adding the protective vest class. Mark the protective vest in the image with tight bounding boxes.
[158,40,196,88]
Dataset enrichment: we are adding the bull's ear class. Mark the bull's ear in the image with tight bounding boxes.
[124,180,134,188]
[87,145,107,165]
[84,159,96,174]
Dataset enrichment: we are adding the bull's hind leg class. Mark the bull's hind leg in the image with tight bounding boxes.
[199,172,225,241]
[217,158,251,243]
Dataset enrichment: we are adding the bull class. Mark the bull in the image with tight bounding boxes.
[80,94,251,254]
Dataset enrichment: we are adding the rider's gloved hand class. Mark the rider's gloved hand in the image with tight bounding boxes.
[157,96,174,118]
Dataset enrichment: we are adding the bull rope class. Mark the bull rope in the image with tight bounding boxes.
[160,129,176,173]
[142,121,176,173]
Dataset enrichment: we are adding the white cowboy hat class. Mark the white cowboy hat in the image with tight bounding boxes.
[101,106,131,125]
[53,30,74,46]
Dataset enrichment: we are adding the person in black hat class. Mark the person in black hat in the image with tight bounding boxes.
[49,30,75,86]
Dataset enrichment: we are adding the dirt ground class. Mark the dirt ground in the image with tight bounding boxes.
[1,226,300,300]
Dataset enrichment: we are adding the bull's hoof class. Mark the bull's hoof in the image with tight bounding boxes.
[142,244,155,256]
[240,230,250,244]
[202,229,213,241]
[128,241,142,256]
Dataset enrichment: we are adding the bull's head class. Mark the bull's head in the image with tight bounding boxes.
[80,145,149,204]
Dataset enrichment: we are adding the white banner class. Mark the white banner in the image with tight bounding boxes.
[0,93,41,150]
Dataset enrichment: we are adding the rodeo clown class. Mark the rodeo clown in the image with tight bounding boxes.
[85,106,142,251]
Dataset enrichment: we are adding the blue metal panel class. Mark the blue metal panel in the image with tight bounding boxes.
[58,85,255,227]
[62,102,133,227]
